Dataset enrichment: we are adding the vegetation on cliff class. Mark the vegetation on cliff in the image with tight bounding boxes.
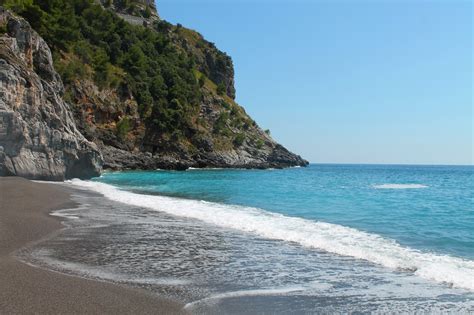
[1,0,308,169]
[3,0,202,136]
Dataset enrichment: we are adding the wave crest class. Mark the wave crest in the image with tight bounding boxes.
[68,179,473,291]
[373,184,428,189]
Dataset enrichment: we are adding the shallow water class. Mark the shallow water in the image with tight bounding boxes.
[24,164,474,313]
[95,164,474,261]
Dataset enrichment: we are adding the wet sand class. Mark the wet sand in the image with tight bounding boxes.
[0,177,186,314]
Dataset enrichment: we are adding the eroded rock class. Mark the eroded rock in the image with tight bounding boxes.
[0,9,102,180]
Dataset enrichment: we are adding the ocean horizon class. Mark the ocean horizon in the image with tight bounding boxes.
[21,164,474,313]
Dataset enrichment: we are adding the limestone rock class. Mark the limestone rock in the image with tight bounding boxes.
[0,9,102,180]
[97,0,159,25]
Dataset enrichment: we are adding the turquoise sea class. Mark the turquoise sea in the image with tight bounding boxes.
[26,164,474,313]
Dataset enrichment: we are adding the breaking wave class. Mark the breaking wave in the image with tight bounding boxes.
[67,179,473,291]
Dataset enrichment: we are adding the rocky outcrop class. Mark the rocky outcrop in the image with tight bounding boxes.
[91,84,308,170]
[97,0,159,25]
[0,9,102,180]
[170,26,236,99]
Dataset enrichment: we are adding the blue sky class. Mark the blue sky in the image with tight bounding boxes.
[157,0,472,165]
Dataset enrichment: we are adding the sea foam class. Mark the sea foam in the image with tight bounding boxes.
[373,184,429,189]
[68,179,474,291]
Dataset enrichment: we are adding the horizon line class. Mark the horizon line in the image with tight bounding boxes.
[308,162,474,167]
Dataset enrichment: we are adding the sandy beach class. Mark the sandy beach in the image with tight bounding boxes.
[0,177,186,314]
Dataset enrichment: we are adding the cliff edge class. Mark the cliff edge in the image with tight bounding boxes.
[0,9,102,180]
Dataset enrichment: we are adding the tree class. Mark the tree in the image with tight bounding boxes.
[4,0,44,31]
[3,0,34,12]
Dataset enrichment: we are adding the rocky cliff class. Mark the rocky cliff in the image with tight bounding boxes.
[0,9,102,180]
[0,1,307,179]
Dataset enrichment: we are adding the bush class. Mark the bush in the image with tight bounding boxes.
[230,106,238,116]
[55,56,88,84]
[216,83,226,96]
[214,112,229,134]
[116,116,131,139]
[233,133,245,146]
[220,100,231,109]
[198,74,206,87]
[142,5,151,18]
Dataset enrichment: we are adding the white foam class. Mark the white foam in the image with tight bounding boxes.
[186,167,225,171]
[373,184,429,189]
[184,286,306,310]
[67,180,474,291]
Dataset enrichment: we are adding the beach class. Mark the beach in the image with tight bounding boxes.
[0,177,186,314]
[1,167,473,314]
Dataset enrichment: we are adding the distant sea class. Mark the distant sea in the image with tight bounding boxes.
[25,164,474,313]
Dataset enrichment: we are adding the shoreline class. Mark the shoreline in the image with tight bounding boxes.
[0,177,186,314]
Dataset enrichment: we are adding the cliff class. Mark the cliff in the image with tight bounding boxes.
[0,9,102,180]
[0,1,307,179]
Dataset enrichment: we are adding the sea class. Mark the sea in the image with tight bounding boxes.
[23,164,474,313]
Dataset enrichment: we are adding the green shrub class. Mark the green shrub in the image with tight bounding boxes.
[198,74,206,87]
[3,0,33,12]
[220,100,231,109]
[233,133,245,146]
[55,56,88,84]
[116,116,131,139]
[214,112,229,134]
[230,106,239,116]
[216,83,226,96]
[142,5,151,18]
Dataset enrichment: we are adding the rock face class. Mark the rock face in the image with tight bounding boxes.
[97,0,159,25]
[170,27,236,100]
[0,9,102,180]
[84,84,308,171]
[66,17,308,171]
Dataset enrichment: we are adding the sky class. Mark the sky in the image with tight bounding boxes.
[156,0,472,165]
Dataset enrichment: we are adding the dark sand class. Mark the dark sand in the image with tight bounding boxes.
[0,177,186,314]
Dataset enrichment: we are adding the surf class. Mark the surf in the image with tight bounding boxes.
[67,179,474,291]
